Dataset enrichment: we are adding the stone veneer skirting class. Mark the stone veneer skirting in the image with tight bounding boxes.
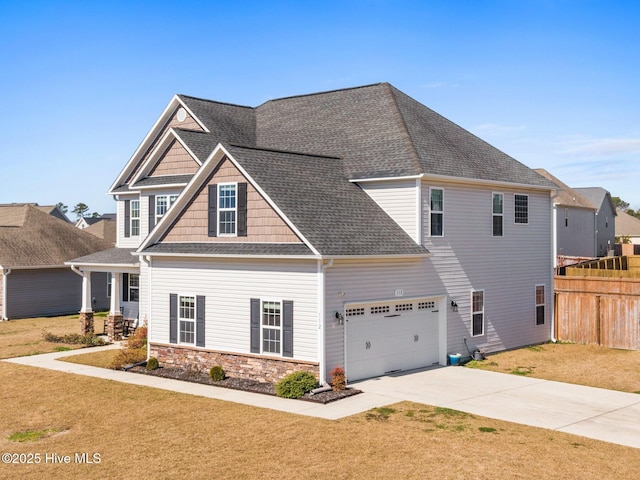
[149,343,319,383]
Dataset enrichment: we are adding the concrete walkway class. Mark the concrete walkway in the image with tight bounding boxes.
[4,345,640,449]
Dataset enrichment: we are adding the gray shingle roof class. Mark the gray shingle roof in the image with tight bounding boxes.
[68,247,138,266]
[177,95,256,146]
[573,187,616,215]
[133,174,193,188]
[221,144,429,257]
[143,243,314,256]
[534,169,595,209]
[173,129,221,162]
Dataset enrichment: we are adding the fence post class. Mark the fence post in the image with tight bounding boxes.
[596,294,601,346]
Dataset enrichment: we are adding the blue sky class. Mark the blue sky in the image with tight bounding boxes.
[1,0,639,216]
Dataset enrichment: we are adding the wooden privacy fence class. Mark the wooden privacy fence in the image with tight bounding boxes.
[555,276,640,350]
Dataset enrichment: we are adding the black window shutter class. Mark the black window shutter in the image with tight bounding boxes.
[250,298,260,353]
[283,300,294,358]
[124,200,131,238]
[208,185,217,237]
[238,182,248,237]
[122,273,129,302]
[169,294,178,344]
[196,295,205,347]
[148,195,155,230]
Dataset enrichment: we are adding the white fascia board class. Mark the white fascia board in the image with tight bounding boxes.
[64,261,140,272]
[134,182,190,191]
[420,173,554,192]
[132,251,320,261]
[350,174,424,183]
[108,95,210,194]
[109,95,183,194]
[129,128,201,186]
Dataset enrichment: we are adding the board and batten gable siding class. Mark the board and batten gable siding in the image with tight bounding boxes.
[421,181,553,356]
[149,257,319,362]
[360,179,420,242]
[5,268,82,319]
[556,206,596,258]
[125,106,203,185]
[162,157,302,244]
[148,139,200,177]
[324,257,446,379]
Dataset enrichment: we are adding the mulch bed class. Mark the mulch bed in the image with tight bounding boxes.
[127,365,361,404]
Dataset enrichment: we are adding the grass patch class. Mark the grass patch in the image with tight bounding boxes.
[8,427,60,442]
[433,407,471,418]
[53,346,71,352]
[59,349,119,368]
[479,427,498,433]
[466,343,640,393]
[365,407,396,421]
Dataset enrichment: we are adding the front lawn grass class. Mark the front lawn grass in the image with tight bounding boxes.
[0,315,90,359]
[466,342,640,393]
[0,361,639,479]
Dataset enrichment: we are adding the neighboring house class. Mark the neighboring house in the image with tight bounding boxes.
[36,204,72,223]
[615,208,640,245]
[534,169,598,266]
[573,187,617,257]
[0,204,111,320]
[68,83,554,384]
[79,214,117,246]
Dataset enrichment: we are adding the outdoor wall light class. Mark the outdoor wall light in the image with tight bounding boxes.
[335,312,344,325]
[450,301,458,312]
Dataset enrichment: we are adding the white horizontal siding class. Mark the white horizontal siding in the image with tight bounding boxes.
[116,197,142,249]
[422,181,553,356]
[360,179,419,242]
[324,258,446,378]
[149,257,319,361]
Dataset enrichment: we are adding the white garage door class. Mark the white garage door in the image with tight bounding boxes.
[345,298,440,381]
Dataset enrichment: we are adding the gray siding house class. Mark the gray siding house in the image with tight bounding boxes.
[574,187,617,257]
[69,83,554,384]
[0,204,111,319]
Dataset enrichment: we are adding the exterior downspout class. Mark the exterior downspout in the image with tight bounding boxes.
[143,255,152,361]
[2,267,11,321]
[317,258,334,385]
[550,199,557,343]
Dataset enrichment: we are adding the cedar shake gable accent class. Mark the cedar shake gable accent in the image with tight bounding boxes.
[162,157,301,244]
[147,139,200,177]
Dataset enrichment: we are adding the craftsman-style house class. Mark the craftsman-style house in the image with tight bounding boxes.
[68,83,554,384]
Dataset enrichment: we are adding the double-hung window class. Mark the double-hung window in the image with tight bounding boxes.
[430,188,444,236]
[514,194,528,224]
[179,295,196,345]
[218,183,237,235]
[472,290,484,337]
[535,285,545,326]
[492,193,503,236]
[128,274,139,302]
[130,200,140,236]
[156,194,178,223]
[262,300,282,354]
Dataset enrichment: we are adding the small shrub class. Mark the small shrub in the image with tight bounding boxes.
[330,366,346,391]
[146,357,159,371]
[109,327,148,370]
[42,331,106,346]
[275,371,318,399]
[209,365,226,382]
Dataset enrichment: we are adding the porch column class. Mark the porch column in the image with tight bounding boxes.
[107,272,124,341]
[2,268,11,321]
[78,270,94,335]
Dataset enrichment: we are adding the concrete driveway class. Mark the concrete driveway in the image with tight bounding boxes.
[351,366,640,449]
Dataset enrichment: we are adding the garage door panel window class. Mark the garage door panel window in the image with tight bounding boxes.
[472,290,484,337]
